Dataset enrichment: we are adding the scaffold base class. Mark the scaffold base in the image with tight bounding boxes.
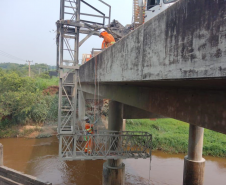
[59,131,152,160]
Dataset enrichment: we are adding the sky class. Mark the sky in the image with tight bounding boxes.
[0,0,133,65]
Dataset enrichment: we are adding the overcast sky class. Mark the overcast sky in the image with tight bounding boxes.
[0,0,133,65]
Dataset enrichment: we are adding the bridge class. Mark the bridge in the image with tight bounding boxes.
[77,0,226,184]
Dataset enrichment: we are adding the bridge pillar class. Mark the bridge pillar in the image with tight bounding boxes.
[102,101,125,185]
[183,124,205,185]
[78,90,85,121]
[123,119,126,131]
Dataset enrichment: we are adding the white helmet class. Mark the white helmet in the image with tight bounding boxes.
[99,28,106,35]
[83,116,89,121]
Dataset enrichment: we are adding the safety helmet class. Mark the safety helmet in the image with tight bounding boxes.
[83,116,89,121]
[99,28,106,35]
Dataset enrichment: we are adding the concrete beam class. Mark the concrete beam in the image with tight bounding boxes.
[84,92,103,100]
[79,0,226,83]
[79,84,226,134]
[123,104,163,119]
[84,93,162,119]
[78,91,85,121]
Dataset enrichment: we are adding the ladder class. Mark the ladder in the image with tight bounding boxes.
[56,0,80,137]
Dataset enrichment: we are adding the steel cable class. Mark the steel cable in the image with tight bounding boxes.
[0,50,25,62]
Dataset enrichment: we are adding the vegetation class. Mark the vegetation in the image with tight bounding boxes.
[36,133,52,139]
[0,62,56,77]
[35,77,58,90]
[0,68,59,138]
[126,119,226,157]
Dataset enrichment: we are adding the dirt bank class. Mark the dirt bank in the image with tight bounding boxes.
[18,124,57,139]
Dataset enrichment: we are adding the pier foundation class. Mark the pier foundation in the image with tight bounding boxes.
[102,101,125,185]
[183,124,205,185]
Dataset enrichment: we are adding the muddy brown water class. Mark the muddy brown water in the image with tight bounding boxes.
[0,136,225,185]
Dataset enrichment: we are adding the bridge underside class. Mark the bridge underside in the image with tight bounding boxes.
[80,82,226,134]
[79,0,226,134]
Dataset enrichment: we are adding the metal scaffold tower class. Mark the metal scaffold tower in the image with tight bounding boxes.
[56,0,152,161]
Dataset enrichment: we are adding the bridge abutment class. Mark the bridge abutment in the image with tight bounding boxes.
[102,100,125,185]
[183,125,205,185]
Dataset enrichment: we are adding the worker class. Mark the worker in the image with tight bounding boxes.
[99,28,116,49]
[84,116,94,154]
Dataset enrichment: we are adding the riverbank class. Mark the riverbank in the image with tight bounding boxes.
[1,117,225,157]
[126,118,226,158]
[0,124,57,139]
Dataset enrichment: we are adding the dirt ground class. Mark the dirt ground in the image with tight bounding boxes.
[19,124,57,139]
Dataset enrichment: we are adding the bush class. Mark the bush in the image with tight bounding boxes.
[36,133,52,138]
[39,73,50,79]
[0,70,59,126]
[45,95,58,122]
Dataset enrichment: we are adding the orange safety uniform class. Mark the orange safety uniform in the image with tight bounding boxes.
[84,123,94,154]
[100,31,116,49]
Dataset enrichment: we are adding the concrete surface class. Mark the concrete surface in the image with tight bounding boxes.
[0,166,51,185]
[78,0,226,134]
[79,0,226,83]
[183,156,205,185]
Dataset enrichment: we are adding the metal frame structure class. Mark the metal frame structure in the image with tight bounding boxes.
[56,0,111,134]
[56,0,153,161]
[59,131,152,160]
[56,0,112,159]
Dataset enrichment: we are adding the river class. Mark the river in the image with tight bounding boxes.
[0,136,225,185]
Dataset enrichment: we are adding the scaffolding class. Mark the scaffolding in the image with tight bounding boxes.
[56,0,109,135]
[56,0,152,161]
[59,131,152,160]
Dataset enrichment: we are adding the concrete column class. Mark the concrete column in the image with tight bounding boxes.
[0,144,3,166]
[102,101,125,185]
[78,90,86,121]
[123,119,126,131]
[183,124,205,185]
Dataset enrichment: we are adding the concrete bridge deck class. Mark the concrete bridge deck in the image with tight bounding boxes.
[79,0,226,134]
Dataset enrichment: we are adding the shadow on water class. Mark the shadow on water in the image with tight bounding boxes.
[0,136,225,185]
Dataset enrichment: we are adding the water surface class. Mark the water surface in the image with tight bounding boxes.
[1,137,225,185]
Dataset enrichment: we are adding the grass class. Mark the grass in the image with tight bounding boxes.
[35,77,58,90]
[126,118,226,157]
[36,133,52,138]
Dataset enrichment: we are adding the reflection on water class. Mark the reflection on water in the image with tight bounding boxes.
[0,136,225,185]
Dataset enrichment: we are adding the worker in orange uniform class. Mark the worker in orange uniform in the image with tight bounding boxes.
[84,117,94,154]
[99,28,116,49]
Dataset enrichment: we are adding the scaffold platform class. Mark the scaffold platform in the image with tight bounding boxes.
[59,131,152,160]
